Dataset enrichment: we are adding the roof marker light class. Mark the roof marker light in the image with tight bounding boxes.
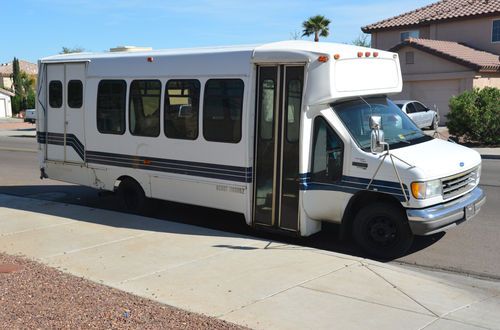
[357,52,363,58]
[373,52,379,57]
[333,54,340,60]
[147,57,154,62]
[318,55,329,62]
[365,51,371,57]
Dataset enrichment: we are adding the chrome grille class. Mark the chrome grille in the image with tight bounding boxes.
[442,168,477,200]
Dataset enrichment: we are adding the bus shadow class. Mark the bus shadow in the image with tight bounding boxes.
[0,185,445,261]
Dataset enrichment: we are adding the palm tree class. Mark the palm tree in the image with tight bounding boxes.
[302,15,331,42]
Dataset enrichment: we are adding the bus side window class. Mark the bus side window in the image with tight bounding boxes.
[96,80,126,135]
[165,79,200,140]
[203,79,244,143]
[311,116,343,182]
[129,80,161,137]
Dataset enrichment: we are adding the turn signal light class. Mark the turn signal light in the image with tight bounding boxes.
[318,55,329,62]
[147,57,154,62]
[333,54,340,60]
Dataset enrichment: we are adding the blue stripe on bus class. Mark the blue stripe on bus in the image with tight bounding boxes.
[299,173,409,202]
[37,131,252,183]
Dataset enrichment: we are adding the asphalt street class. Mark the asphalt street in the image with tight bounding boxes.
[0,130,499,279]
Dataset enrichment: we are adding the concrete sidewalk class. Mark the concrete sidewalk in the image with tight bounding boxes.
[1,194,499,329]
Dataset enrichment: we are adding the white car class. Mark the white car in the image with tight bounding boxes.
[394,100,439,130]
[24,109,36,124]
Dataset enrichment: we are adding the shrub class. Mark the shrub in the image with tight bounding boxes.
[446,87,500,145]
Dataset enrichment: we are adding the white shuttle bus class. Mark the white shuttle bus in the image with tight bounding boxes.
[36,41,485,258]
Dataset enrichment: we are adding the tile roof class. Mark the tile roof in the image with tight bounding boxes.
[0,88,15,96]
[390,38,500,72]
[0,60,38,76]
[362,0,500,32]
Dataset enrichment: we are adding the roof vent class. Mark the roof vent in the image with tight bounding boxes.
[109,46,153,52]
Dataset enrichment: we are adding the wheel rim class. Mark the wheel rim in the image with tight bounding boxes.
[366,216,398,247]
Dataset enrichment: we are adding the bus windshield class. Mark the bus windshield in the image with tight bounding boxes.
[333,97,432,151]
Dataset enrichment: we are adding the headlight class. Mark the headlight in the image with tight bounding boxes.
[411,179,442,199]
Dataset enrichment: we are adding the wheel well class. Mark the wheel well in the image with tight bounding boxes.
[340,191,403,239]
[114,175,137,192]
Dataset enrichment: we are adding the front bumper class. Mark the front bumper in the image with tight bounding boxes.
[407,187,486,236]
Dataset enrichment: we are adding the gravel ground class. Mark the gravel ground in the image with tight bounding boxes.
[0,253,246,329]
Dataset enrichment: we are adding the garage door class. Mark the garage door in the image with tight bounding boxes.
[395,79,461,124]
[0,99,6,118]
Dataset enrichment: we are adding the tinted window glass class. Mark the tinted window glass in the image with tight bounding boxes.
[406,103,416,114]
[129,80,161,137]
[493,20,500,42]
[260,79,275,140]
[203,79,244,143]
[165,80,200,140]
[400,30,419,41]
[68,80,83,108]
[414,102,426,112]
[49,81,63,108]
[311,117,343,182]
[286,79,302,142]
[97,80,126,134]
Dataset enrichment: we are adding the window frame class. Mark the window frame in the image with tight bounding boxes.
[202,78,245,144]
[164,79,201,140]
[492,19,500,43]
[96,79,127,135]
[413,102,427,113]
[405,51,415,65]
[310,116,344,183]
[67,80,83,109]
[400,30,419,41]
[49,80,63,108]
[405,103,417,114]
[128,79,162,138]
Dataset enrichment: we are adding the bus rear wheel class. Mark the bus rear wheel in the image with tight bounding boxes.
[352,203,413,260]
[117,178,147,214]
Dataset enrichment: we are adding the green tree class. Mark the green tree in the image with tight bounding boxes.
[302,15,331,42]
[12,57,21,94]
[352,33,371,47]
[10,57,36,114]
[60,47,85,54]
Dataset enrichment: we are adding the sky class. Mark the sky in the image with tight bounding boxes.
[1,0,435,64]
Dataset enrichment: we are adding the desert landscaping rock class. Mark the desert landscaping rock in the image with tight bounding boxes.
[0,253,245,329]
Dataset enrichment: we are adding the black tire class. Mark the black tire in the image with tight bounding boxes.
[117,178,147,214]
[430,116,438,130]
[352,203,413,260]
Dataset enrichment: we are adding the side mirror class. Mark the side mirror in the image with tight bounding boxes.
[370,115,385,153]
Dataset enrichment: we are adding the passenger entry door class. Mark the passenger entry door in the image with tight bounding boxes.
[45,63,86,163]
[253,65,304,233]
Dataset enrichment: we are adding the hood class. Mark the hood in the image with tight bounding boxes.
[390,138,481,180]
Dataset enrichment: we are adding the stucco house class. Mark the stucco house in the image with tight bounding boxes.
[362,0,500,122]
[0,88,15,118]
[0,60,38,90]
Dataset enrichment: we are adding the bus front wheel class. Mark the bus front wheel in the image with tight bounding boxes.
[352,203,413,260]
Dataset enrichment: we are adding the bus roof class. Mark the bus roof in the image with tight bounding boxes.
[40,40,379,63]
